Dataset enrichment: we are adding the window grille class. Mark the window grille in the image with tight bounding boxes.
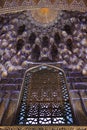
[15,65,74,125]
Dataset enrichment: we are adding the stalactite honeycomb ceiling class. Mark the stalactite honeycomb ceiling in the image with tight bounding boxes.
[0,0,86,14]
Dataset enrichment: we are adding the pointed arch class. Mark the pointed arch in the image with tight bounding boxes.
[33,0,40,4]
[0,0,6,8]
[50,0,56,4]
[17,0,24,6]
[67,0,74,5]
[83,0,87,6]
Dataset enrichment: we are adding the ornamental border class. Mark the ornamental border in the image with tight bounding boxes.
[0,126,87,130]
[0,4,86,15]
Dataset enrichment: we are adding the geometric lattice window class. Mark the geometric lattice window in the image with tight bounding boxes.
[15,64,74,125]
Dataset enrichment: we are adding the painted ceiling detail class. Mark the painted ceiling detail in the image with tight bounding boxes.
[0,0,86,14]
